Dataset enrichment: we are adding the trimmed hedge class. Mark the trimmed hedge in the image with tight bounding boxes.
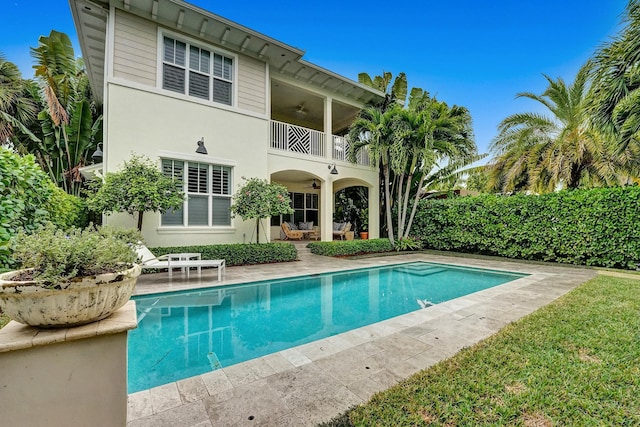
[412,187,640,269]
[308,239,393,257]
[151,242,298,266]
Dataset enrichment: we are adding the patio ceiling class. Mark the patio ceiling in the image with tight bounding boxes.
[69,0,384,105]
[271,80,361,134]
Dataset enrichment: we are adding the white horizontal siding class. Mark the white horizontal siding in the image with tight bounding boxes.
[237,55,266,114]
[113,10,157,86]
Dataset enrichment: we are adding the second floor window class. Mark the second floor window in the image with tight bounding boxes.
[162,36,233,106]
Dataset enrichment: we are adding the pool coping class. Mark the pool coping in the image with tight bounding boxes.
[126,252,597,426]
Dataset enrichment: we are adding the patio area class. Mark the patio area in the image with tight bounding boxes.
[127,250,596,426]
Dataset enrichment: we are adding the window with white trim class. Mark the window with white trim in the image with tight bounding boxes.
[162,35,233,106]
[161,159,232,227]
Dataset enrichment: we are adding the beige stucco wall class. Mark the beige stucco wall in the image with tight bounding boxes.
[104,83,269,247]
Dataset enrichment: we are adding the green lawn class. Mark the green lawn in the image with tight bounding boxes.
[323,274,640,426]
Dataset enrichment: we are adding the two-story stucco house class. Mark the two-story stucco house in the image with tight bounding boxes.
[69,0,383,247]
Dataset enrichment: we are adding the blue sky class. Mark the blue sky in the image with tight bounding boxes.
[1,0,629,155]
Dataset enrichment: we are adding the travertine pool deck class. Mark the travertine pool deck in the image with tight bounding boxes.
[127,251,597,426]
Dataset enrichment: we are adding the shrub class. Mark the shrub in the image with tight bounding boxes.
[151,242,298,266]
[412,187,640,269]
[45,183,88,229]
[308,239,393,257]
[0,148,53,267]
[394,236,423,252]
[11,223,138,286]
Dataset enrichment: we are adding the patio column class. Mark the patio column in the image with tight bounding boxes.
[368,183,380,239]
[324,96,332,160]
[320,179,333,241]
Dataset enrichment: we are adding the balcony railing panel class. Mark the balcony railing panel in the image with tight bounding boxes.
[332,136,370,167]
[270,121,325,158]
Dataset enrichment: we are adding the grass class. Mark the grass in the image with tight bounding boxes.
[0,312,10,329]
[321,274,640,426]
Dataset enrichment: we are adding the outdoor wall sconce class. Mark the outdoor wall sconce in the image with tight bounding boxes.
[195,137,208,154]
[328,163,338,175]
[91,143,103,164]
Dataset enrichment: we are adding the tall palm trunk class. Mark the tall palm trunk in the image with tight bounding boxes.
[382,162,395,245]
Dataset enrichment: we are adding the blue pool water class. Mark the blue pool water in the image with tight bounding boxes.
[128,261,526,392]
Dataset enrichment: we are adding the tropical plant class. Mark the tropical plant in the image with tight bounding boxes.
[487,62,632,193]
[0,147,53,267]
[348,103,399,243]
[358,71,408,107]
[87,155,185,231]
[394,236,423,252]
[356,71,418,240]
[464,166,490,192]
[389,97,478,240]
[334,187,368,233]
[24,30,103,196]
[230,177,294,243]
[10,223,138,286]
[589,0,640,158]
[44,182,87,229]
[348,89,479,243]
[0,53,39,144]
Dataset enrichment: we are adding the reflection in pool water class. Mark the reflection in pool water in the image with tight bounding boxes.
[128,261,525,392]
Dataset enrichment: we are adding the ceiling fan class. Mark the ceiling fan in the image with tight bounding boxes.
[307,179,320,189]
[293,103,307,117]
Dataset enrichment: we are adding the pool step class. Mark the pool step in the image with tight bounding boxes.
[395,265,447,277]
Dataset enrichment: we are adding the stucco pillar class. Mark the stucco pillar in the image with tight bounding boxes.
[321,178,334,241]
[0,301,138,427]
[368,182,380,239]
[324,96,332,160]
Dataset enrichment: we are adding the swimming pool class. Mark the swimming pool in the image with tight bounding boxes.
[128,261,526,392]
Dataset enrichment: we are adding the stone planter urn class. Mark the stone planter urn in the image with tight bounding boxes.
[0,264,141,328]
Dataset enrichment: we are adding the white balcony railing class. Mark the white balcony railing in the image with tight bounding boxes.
[270,120,325,158]
[332,135,370,167]
[269,120,371,166]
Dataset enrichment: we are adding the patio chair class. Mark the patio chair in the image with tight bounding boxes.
[135,244,226,281]
[333,222,352,240]
[281,222,303,240]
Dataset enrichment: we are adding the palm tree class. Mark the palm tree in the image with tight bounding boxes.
[589,0,640,157]
[0,53,39,144]
[348,103,399,243]
[487,62,630,193]
[354,71,430,243]
[391,97,478,239]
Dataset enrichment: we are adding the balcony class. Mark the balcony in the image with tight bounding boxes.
[270,121,370,167]
[332,135,370,167]
[270,120,326,158]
